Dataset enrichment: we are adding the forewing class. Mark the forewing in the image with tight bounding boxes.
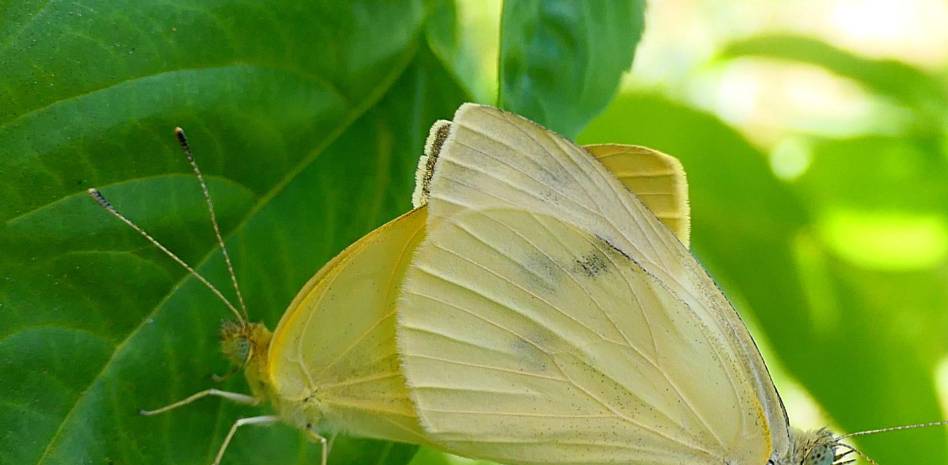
[411,103,790,459]
[268,208,429,444]
[398,209,770,465]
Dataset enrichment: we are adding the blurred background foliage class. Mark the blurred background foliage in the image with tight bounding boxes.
[1,1,945,465]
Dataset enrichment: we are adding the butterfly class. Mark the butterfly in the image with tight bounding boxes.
[87,118,689,465]
[392,104,945,465]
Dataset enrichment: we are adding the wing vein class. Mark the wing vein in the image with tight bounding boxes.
[311,310,396,379]
[423,409,614,419]
[317,371,401,390]
[427,240,622,346]
[404,353,567,382]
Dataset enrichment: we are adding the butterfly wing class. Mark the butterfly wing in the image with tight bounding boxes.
[583,144,690,248]
[398,208,769,465]
[403,103,790,461]
[267,209,429,444]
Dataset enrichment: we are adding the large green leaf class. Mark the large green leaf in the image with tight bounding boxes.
[497,0,645,137]
[580,92,947,465]
[0,1,469,464]
[788,132,947,459]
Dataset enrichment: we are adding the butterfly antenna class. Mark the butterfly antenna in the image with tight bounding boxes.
[840,419,948,439]
[87,188,245,323]
[174,127,249,322]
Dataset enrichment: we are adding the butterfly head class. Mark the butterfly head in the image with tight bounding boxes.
[219,320,272,378]
[784,428,845,465]
[800,430,838,465]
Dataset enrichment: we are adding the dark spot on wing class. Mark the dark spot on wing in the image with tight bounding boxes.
[573,252,608,277]
[596,234,632,260]
[518,251,559,294]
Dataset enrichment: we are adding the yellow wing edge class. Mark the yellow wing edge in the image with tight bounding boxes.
[584,144,691,248]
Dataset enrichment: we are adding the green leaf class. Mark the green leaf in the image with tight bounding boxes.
[0,1,469,464]
[795,135,948,215]
[793,135,948,271]
[719,34,948,127]
[580,92,948,465]
[498,0,645,137]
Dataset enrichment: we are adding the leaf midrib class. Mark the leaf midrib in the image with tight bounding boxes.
[31,40,420,465]
[0,61,348,132]
[4,173,255,227]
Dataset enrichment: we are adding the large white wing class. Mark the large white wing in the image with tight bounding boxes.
[405,103,789,461]
[398,209,770,465]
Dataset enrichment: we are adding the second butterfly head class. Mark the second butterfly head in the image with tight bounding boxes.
[219,321,272,383]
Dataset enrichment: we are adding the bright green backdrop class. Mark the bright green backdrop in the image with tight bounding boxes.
[1,1,945,465]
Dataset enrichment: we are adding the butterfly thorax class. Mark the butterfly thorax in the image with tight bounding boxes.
[219,321,328,433]
[778,428,840,465]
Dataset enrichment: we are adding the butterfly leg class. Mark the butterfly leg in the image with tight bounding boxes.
[306,429,329,465]
[327,432,338,456]
[140,388,258,416]
[211,415,279,465]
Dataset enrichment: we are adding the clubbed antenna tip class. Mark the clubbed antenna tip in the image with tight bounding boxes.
[87,188,111,208]
[174,127,188,148]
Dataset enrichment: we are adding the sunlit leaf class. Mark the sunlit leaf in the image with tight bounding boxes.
[795,135,948,214]
[425,0,500,103]
[791,134,948,271]
[720,34,948,131]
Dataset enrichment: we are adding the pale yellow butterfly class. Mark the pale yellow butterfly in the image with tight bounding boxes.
[87,125,689,465]
[394,103,947,465]
[88,129,431,465]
